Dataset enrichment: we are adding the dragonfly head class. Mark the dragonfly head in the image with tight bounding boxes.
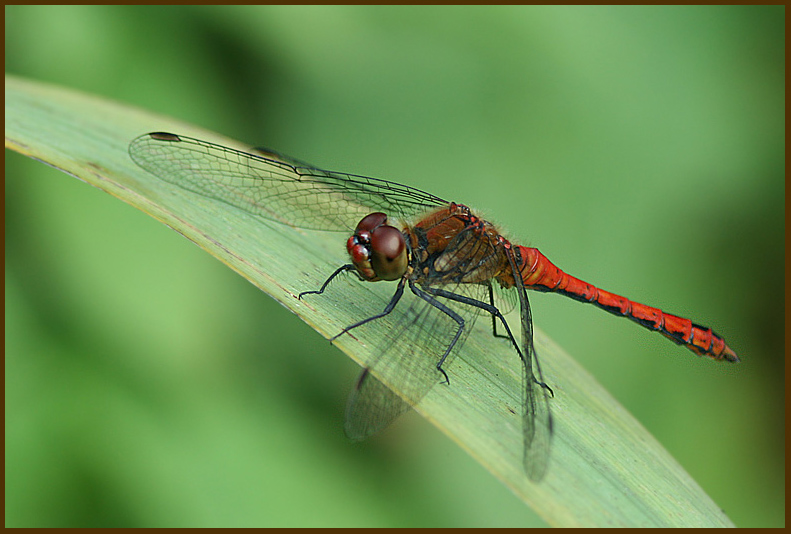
[347,212,408,282]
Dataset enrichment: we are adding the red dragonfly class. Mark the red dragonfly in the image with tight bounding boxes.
[129,132,739,481]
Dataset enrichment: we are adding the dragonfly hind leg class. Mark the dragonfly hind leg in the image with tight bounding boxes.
[424,285,526,365]
[533,376,554,397]
[486,282,512,342]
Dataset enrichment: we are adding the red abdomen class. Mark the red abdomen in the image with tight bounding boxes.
[514,246,739,363]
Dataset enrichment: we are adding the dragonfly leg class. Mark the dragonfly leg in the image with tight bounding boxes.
[330,277,407,342]
[487,282,511,341]
[533,377,554,397]
[408,282,468,385]
[298,264,356,299]
[425,286,525,364]
[481,285,554,395]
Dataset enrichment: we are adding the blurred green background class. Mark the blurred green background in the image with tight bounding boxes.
[5,5,784,527]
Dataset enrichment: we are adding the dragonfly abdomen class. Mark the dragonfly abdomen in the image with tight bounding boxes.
[515,246,739,363]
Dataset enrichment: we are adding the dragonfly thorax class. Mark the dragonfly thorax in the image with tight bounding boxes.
[347,212,408,282]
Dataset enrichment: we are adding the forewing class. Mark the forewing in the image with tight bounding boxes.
[128,132,447,231]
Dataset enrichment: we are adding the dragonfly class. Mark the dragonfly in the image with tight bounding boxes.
[129,132,739,482]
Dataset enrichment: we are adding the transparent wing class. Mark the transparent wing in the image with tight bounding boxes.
[507,250,553,481]
[128,132,447,231]
[344,368,412,441]
[343,279,488,441]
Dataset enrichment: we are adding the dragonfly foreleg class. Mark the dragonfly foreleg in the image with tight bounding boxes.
[330,277,407,342]
[298,264,356,299]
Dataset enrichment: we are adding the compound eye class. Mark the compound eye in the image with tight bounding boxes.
[355,212,388,234]
[369,225,407,281]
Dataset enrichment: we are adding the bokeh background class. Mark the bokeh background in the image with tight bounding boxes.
[5,5,784,527]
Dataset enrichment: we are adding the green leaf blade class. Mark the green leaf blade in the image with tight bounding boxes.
[5,74,734,527]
